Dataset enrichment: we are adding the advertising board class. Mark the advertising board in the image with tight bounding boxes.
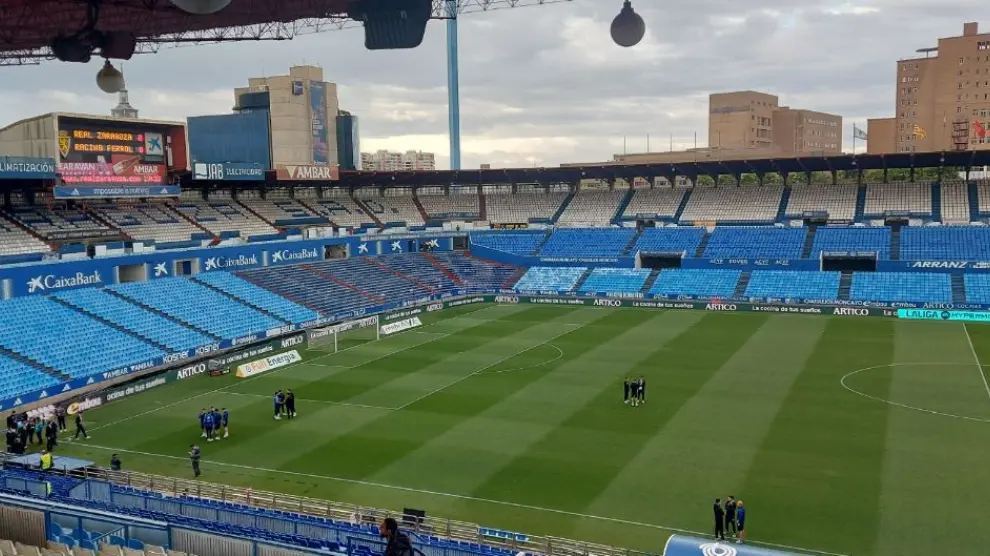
[192,162,265,181]
[275,164,339,181]
[235,350,302,378]
[309,81,330,164]
[0,157,56,180]
[58,160,166,186]
[58,126,164,163]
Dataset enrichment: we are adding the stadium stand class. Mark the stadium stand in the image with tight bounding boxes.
[784,184,858,221]
[6,205,112,240]
[940,180,972,223]
[745,270,841,300]
[485,192,568,224]
[172,196,278,239]
[0,217,50,258]
[237,192,319,226]
[302,256,432,301]
[578,268,651,294]
[110,278,286,340]
[849,271,952,303]
[648,269,741,298]
[0,296,164,378]
[629,227,705,254]
[192,272,320,324]
[470,231,546,255]
[703,226,806,259]
[237,263,373,316]
[418,191,480,220]
[679,185,783,223]
[357,193,425,226]
[556,190,626,225]
[0,354,59,401]
[899,226,990,261]
[964,274,990,304]
[53,288,214,352]
[863,182,932,216]
[809,226,891,259]
[305,195,377,228]
[539,228,636,257]
[375,254,457,291]
[430,252,521,290]
[92,202,202,244]
[621,188,687,221]
[514,266,587,291]
[978,180,990,215]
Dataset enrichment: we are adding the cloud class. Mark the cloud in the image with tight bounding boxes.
[0,0,981,168]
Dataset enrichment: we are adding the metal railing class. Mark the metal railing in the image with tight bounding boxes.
[12,459,654,556]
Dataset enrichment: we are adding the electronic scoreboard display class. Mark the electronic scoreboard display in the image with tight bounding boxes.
[57,118,169,186]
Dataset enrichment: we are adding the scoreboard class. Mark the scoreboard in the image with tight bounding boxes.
[58,125,165,164]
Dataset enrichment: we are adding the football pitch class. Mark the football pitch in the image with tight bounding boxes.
[57,303,990,556]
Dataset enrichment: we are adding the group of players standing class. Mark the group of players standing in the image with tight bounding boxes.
[198,407,229,442]
[622,377,647,406]
[713,495,747,544]
[273,389,296,419]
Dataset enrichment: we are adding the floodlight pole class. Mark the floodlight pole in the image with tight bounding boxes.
[446,0,462,170]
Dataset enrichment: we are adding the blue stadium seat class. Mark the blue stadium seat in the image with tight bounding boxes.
[0,354,58,400]
[110,278,285,340]
[810,227,890,259]
[745,271,841,300]
[629,227,705,254]
[648,269,741,298]
[850,272,952,303]
[539,229,636,257]
[470,232,546,255]
[514,267,587,292]
[376,255,457,291]
[430,252,520,290]
[578,268,651,294]
[703,227,805,259]
[54,288,214,352]
[964,274,990,304]
[900,227,990,261]
[0,296,164,378]
[193,272,320,324]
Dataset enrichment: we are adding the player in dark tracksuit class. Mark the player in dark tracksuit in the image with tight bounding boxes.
[274,391,283,420]
[285,390,296,419]
[638,376,646,403]
[189,444,201,477]
[204,411,215,442]
[199,409,207,438]
[724,496,737,537]
[713,498,725,540]
[623,378,630,404]
[221,408,229,438]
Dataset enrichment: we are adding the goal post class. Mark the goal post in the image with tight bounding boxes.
[307,315,380,353]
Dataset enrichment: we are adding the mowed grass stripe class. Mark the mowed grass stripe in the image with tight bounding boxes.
[361,310,706,505]
[274,306,595,479]
[739,318,895,556]
[873,323,990,555]
[576,313,825,548]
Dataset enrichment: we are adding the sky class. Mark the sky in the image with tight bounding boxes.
[0,0,985,170]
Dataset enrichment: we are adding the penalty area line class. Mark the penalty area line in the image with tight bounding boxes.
[70,442,849,556]
[962,323,990,405]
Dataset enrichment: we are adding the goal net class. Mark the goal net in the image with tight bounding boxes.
[307,315,380,353]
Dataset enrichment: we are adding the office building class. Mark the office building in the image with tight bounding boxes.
[709,91,842,155]
[868,22,990,154]
[360,150,436,171]
[336,111,360,171]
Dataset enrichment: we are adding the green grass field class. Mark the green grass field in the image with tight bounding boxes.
[54,303,990,556]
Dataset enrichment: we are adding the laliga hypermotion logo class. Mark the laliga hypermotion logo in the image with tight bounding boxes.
[699,543,737,556]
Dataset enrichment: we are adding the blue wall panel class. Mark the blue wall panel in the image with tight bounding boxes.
[187,111,272,168]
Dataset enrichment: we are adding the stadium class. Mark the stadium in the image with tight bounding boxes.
[0,3,988,556]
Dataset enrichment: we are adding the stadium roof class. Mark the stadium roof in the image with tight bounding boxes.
[337,150,990,187]
[0,112,185,135]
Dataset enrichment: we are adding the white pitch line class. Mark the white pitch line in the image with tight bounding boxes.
[962,323,990,405]
[70,442,848,556]
[394,323,586,411]
[221,391,396,411]
[85,305,496,434]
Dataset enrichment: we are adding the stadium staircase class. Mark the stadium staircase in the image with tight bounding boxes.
[352,197,384,227]
[695,231,711,257]
[478,193,487,221]
[530,230,553,255]
[301,264,386,303]
[104,289,223,341]
[237,200,279,228]
[931,183,942,222]
[838,271,853,300]
[621,230,643,255]
[775,187,792,222]
[0,346,68,382]
[423,252,463,285]
[952,274,967,304]
[854,185,867,222]
[364,257,438,293]
[640,269,660,294]
[733,271,751,297]
[84,209,131,241]
[49,297,172,353]
[571,268,593,291]
[611,189,635,224]
[969,182,981,221]
[191,277,292,324]
[550,193,574,223]
[890,227,902,260]
[672,189,693,222]
[801,226,818,259]
[412,195,431,223]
